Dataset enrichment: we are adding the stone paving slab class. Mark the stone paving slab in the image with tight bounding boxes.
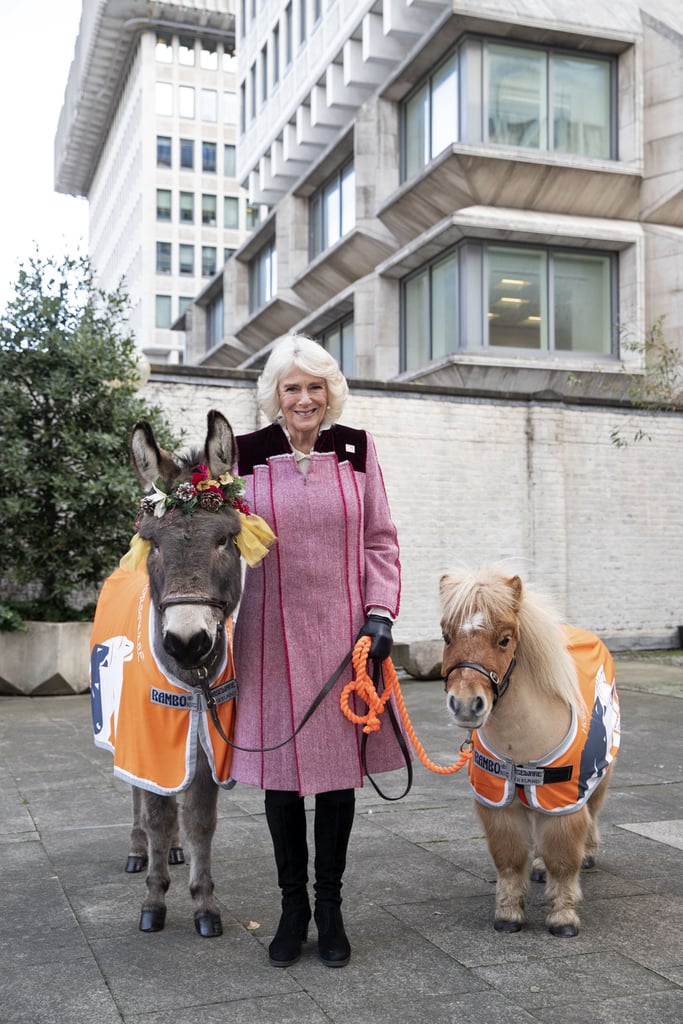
[0,661,682,1024]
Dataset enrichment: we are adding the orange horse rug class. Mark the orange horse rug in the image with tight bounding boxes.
[468,626,620,815]
[90,567,236,795]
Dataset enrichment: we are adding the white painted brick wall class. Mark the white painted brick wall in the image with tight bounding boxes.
[142,376,683,649]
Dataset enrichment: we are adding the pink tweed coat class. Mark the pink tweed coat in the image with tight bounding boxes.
[230,422,406,795]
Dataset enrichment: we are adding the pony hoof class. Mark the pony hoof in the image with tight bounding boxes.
[195,912,223,937]
[550,923,579,937]
[125,854,148,873]
[168,846,185,865]
[494,918,523,933]
[139,907,166,932]
[530,868,547,883]
[582,855,595,869]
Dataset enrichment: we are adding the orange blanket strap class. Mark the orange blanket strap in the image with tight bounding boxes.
[340,636,472,775]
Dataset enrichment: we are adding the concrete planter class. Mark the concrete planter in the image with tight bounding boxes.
[0,621,92,696]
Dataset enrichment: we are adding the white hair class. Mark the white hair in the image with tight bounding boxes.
[257,333,349,424]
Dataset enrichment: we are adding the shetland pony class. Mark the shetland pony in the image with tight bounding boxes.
[440,567,619,936]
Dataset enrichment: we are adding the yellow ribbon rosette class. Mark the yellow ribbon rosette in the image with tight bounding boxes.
[234,511,277,567]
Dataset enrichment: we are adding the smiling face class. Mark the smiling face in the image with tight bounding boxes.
[278,369,328,452]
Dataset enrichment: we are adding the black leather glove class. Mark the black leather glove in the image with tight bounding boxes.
[357,614,393,660]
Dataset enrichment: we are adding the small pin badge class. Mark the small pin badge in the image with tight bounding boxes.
[345,444,355,453]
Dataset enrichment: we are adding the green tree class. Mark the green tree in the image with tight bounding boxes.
[0,253,179,627]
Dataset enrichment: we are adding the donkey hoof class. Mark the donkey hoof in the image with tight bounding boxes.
[195,912,223,937]
[126,854,148,873]
[494,918,523,933]
[168,846,185,865]
[582,854,595,870]
[550,922,579,938]
[530,868,547,883]
[139,907,166,932]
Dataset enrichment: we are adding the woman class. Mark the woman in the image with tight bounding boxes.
[231,334,406,969]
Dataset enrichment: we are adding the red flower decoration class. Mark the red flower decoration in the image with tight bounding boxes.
[191,464,209,487]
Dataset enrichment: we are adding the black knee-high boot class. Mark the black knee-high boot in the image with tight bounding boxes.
[264,789,311,967]
[313,788,355,967]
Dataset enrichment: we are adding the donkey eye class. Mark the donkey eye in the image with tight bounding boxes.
[499,635,511,649]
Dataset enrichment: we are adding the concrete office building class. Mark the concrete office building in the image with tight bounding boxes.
[178,0,683,399]
[55,0,253,364]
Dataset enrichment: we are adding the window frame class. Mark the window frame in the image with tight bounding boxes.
[400,35,617,182]
[309,158,355,259]
[400,239,618,371]
[249,237,277,313]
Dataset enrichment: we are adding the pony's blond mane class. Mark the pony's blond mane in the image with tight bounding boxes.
[440,567,584,714]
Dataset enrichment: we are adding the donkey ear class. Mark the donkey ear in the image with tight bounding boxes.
[131,421,179,489]
[507,575,523,606]
[205,410,235,478]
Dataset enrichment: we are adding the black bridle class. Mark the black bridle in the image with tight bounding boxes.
[157,595,230,615]
[445,656,517,709]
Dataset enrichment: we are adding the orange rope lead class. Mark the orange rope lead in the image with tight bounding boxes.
[340,637,472,775]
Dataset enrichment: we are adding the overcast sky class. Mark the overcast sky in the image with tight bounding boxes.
[0,0,88,313]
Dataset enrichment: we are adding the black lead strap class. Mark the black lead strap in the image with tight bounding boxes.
[202,649,414,800]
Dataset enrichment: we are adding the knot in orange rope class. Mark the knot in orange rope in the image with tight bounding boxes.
[340,636,393,733]
[340,635,473,775]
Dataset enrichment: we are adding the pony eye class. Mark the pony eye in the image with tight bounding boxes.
[499,635,511,649]
[442,632,451,645]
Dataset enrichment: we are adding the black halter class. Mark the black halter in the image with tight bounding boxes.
[446,656,517,708]
[157,595,230,615]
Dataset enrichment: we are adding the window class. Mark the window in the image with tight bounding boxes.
[319,316,354,375]
[201,88,217,122]
[156,241,172,274]
[224,247,237,262]
[240,83,246,134]
[179,244,195,276]
[157,136,172,168]
[250,63,257,121]
[224,91,237,124]
[223,48,237,73]
[202,246,217,277]
[250,238,277,312]
[206,294,224,350]
[179,192,194,223]
[179,86,195,118]
[155,295,172,328]
[156,189,172,221]
[313,0,322,25]
[309,160,355,258]
[273,25,280,87]
[224,143,236,177]
[179,35,195,65]
[246,199,260,228]
[403,52,457,179]
[285,4,293,69]
[180,138,194,169]
[179,296,194,316]
[202,193,217,226]
[299,0,306,46]
[401,241,615,371]
[155,35,173,63]
[224,196,239,229]
[261,44,268,104]
[201,42,218,70]
[155,82,173,116]
[202,141,217,172]
[401,39,614,181]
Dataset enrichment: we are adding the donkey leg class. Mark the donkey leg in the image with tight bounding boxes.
[536,810,588,937]
[139,792,176,932]
[477,801,531,932]
[168,795,186,865]
[126,786,148,873]
[183,748,222,937]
